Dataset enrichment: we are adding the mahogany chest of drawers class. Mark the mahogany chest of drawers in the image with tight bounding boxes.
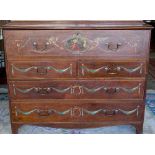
[3,21,152,134]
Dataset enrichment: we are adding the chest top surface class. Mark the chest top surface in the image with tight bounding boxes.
[2,21,153,30]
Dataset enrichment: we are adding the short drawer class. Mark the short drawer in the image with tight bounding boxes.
[4,30,149,59]
[11,100,144,123]
[7,60,76,79]
[79,60,146,78]
[9,80,145,100]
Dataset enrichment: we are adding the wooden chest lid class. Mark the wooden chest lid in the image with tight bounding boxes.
[2,20,153,30]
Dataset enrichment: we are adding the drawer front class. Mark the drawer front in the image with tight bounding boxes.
[7,60,76,79]
[79,60,146,78]
[11,101,144,123]
[77,80,144,99]
[7,60,146,79]
[9,80,144,100]
[4,30,149,59]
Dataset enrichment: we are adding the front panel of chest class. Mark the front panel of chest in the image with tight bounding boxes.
[4,30,150,60]
[3,24,151,133]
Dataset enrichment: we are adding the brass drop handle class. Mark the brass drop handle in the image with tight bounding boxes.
[33,41,50,51]
[104,110,118,116]
[105,66,121,75]
[105,43,122,51]
[37,110,51,117]
[104,87,118,94]
[36,67,48,75]
[34,88,51,95]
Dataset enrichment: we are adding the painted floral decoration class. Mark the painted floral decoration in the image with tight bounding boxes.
[66,33,88,51]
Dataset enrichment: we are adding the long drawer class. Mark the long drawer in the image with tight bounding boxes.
[9,80,145,100]
[7,60,146,80]
[4,30,149,59]
[11,100,144,123]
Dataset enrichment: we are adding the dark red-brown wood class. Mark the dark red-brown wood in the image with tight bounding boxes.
[11,100,143,123]
[4,30,150,59]
[2,21,153,30]
[3,21,152,134]
[8,80,145,100]
[7,60,76,79]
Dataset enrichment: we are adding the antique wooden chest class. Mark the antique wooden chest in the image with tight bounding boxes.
[3,21,152,133]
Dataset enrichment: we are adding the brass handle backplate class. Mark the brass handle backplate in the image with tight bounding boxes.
[105,42,122,51]
[33,41,50,51]
[34,88,51,95]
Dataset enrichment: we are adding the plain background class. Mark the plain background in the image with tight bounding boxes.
[0,0,155,155]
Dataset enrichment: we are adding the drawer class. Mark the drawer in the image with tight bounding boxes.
[11,100,144,123]
[9,80,144,100]
[4,30,149,59]
[79,60,146,78]
[7,60,146,80]
[7,60,76,79]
